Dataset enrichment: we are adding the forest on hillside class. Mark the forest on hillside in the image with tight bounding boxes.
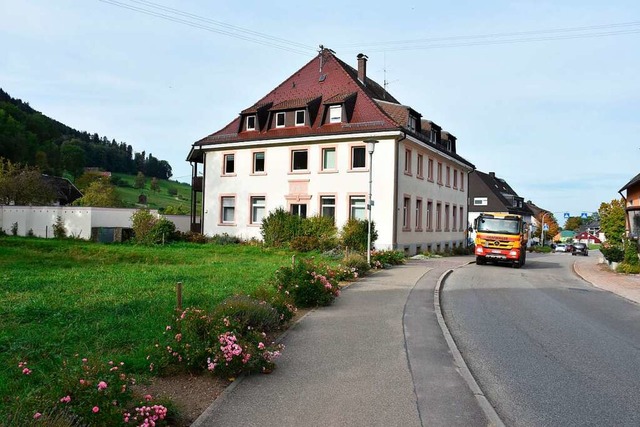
[0,88,172,180]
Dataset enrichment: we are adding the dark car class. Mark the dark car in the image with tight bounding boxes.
[572,243,589,256]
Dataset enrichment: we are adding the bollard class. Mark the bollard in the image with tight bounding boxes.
[176,282,183,311]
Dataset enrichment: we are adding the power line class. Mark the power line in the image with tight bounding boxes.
[97,0,315,55]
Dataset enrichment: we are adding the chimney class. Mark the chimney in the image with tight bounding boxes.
[489,172,496,178]
[357,53,368,85]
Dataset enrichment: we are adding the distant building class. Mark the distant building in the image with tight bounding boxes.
[41,175,83,206]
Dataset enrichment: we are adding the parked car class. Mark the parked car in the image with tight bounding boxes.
[566,243,574,253]
[554,243,568,253]
[572,243,589,256]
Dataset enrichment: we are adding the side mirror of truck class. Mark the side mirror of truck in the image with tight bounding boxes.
[468,226,473,233]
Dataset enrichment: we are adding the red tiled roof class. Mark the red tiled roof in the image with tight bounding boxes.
[324,92,357,104]
[270,97,320,110]
[375,100,408,127]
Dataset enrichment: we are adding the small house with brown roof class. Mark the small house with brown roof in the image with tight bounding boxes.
[187,49,474,253]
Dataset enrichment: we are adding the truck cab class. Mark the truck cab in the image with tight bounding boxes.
[472,213,528,268]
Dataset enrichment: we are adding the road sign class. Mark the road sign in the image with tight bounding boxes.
[564,212,570,219]
[543,224,549,231]
[581,212,588,219]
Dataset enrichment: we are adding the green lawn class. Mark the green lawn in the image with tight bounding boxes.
[111,173,198,212]
[0,237,296,419]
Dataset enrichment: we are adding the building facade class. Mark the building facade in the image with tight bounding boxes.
[187,50,474,253]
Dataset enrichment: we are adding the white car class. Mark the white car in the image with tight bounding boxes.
[554,243,567,253]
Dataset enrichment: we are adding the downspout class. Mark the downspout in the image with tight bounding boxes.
[392,132,404,249]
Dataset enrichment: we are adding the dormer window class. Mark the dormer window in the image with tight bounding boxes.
[295,110,305,126]
[429,130,437,143]
[246,115,256,131]
[275,112,285,128]
[329,105,342,123]
[408,115,417,132]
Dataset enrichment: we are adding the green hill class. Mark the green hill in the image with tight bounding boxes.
[111,173,197,213]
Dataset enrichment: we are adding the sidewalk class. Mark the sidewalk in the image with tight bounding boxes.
[573,250,640,305]
[192,258,488,427]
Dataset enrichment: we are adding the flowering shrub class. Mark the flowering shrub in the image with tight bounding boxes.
[272,259,340,307]
[212,295,282,333]
[150,306,285,380]
[370,250,405,268]
[10,356,169,426]
[342,253,371,276]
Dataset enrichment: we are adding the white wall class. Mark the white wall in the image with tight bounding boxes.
[0,206,190,239]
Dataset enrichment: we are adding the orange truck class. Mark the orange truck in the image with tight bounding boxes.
[472,213,528,268]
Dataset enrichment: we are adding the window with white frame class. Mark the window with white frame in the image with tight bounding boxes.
[223,154,235,175]
[408,115,417,132]
[403,197,411,229]
[329,105,342,123]
[246,115,256,131]
[221,196,235,223]
[290,203,307,218]
[351,146,366,169]
[291,149,308,171]
[320,196,336,220]
[415,199,423,230]
[251,197,266,224]
[295,110,305,126]
[474,197,488,206]
[322,147,336,170]
[350,196,366,220]
[404,149,412,175]
[275,112,285,128]
[253,152,265,173]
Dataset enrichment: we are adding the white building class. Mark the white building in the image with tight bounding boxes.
[187,50,474,254]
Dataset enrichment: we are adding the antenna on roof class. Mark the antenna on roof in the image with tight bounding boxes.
[318,45,324,72]
[382,52,398,100]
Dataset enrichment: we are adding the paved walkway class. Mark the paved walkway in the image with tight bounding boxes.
[192,258,489,427]
[573,250,640,305]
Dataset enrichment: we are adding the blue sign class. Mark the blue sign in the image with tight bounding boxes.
[581,212,588,219]
[564,212,570,219]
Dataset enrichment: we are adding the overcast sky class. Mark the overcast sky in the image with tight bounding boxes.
[2,0,638,221]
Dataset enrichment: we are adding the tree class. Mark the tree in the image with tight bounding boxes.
[134,171,146,189]
[72,178,123,207]
[150,177,159,192]
[74,171,104,192]
[60,139,86,179]
[532,211,559,240]
[564,216,582,231]
[599,198,626,244]
[0,157,55,205]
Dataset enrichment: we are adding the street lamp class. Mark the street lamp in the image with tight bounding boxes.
[541,211,550,247]
[365,139,378,265]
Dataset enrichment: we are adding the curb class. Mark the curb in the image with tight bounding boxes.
[434,267,506,427]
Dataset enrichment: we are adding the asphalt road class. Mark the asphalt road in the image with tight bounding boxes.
[442,252,640,427]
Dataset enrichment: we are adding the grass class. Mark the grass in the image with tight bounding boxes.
[0,236,297,420]
[110,173,198,212]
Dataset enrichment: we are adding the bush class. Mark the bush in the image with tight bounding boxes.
[623,239,639,265]
[211,295,282,333]
[616,262,640,274]
[341,218,377,252]
[52,216,67,239]
[179,231,209,244]
[601,245,624,263]
[210,233,242,245]
[272,259,340,308]
[151,306,284,379]
[131,209,157,244]
[342,253,371,276]
[370,250,405,267]
[11,222,18,236]
[251,284,297,324]
[301,215,338,250]
[260,208,303,247]
[167,188,178,196]
[152,218,177,243]
[290,235,321,252]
